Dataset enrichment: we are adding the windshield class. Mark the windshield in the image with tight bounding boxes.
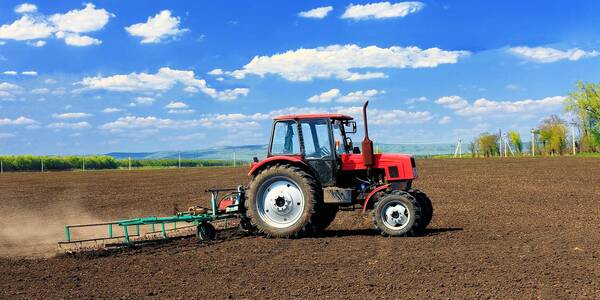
[270,121,300,155]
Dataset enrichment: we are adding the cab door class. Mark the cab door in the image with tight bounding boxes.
[299,119,337,186]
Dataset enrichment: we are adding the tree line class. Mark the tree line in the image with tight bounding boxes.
[0,155,245,172]
[470,81,600,157]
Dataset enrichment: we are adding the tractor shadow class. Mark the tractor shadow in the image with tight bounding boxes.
[316,227,463,238]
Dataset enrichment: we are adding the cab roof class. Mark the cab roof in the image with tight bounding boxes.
[273,113,354,121]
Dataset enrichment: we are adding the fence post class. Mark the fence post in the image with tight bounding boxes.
[128,156,131,170]
[41,158,44,172]
[178,152,181,169]
[82,156,85,171]
[1,160,3,174]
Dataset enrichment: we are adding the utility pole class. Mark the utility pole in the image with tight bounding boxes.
[572,126,577,155]
[531,129,535,157]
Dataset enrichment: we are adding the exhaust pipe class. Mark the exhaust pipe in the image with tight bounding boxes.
[361,101,374,167]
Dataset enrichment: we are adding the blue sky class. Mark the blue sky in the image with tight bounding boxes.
[1,1,600,155]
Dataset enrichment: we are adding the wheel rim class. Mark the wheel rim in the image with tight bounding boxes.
[380,200,411,230]
[256,177,305,228]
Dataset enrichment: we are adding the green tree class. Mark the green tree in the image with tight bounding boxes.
[566,81,600,152]
[475,133,499,157]
[507,130,523,154]
[538,115,567,155]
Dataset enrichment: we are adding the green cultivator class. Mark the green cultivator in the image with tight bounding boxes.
[59,187,250,249]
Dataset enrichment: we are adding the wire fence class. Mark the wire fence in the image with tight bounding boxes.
[0,155,250,173]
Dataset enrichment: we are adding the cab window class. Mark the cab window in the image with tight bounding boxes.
[270,121,300,155]
[301,120,332,158]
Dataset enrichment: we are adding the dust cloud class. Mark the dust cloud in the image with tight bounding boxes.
[0,202,105,258]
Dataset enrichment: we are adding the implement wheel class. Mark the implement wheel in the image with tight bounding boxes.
[372,190,423,237]
[246,164,320,238]
[197,222,216,241]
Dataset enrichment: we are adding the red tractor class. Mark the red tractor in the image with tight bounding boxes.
[241,101,433,237]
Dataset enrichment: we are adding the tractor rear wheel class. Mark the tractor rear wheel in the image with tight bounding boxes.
[409,189,433,231]
[372,190,423,237]
[246,164,321,238]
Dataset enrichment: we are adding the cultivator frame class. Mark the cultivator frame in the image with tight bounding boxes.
[59,186,246,248]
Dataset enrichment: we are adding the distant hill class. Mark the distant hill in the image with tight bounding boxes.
[106,145,267,161]
[104,143,454,160]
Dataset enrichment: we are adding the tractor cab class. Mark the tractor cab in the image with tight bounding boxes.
[266,114,355,186]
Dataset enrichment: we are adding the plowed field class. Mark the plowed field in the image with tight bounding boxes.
[1,158,599,299]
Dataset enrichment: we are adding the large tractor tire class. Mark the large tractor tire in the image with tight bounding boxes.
[409,189,433,231]
[246,164,321,238]
[372,190,423,237]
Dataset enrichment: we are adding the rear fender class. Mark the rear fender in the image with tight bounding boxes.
[248,155,309,177]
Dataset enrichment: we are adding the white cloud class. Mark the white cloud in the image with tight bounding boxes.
[505,84,519,90]
[128,96,155,107]
[308,88,341,103]
[44,78,57,84]
[168,109,195,114]
[299,6,333,19]
[0,3,112,46]
[229,44,469,81]
[79,67,249,101]
[56,32,101,46]
[52,112,92,119]
[0,82,23,99]
[0,15,54,41]
[99,116,259,131]
[345,72,388,81]
[0,132,15,139]
[508,46,600,63]
[309,88,384,103]
[164,101,188,109]
[337,89,384,103]
[406,96,428,104]
[31,88,50,94]
[335,106,433,125]
[207,68,224,76]
[436,96,468,110]
[102,107,124,113]
[3,71,17,76]
[27,40,46,47]
[125,10,188,44]
[14,3,38,14]
[47,121,91,130]
[437,95,567,117]
[0,116,38,126]
[341,1,424,20]
[438,116,451,124]
[49,3,113,33]
[21,71,37,76]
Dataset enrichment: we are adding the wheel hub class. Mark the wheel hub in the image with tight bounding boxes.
[382,202,410,230]
[257,178,305,228]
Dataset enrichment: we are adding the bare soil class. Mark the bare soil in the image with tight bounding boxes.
[0,158,599,299]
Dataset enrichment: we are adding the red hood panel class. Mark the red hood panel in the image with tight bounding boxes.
[341,153,416,180]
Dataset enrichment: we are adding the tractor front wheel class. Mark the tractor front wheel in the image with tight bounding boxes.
[372,191,423,237]
[246,164,320,238]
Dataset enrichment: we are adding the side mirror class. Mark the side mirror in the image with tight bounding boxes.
[344,121,357,134]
